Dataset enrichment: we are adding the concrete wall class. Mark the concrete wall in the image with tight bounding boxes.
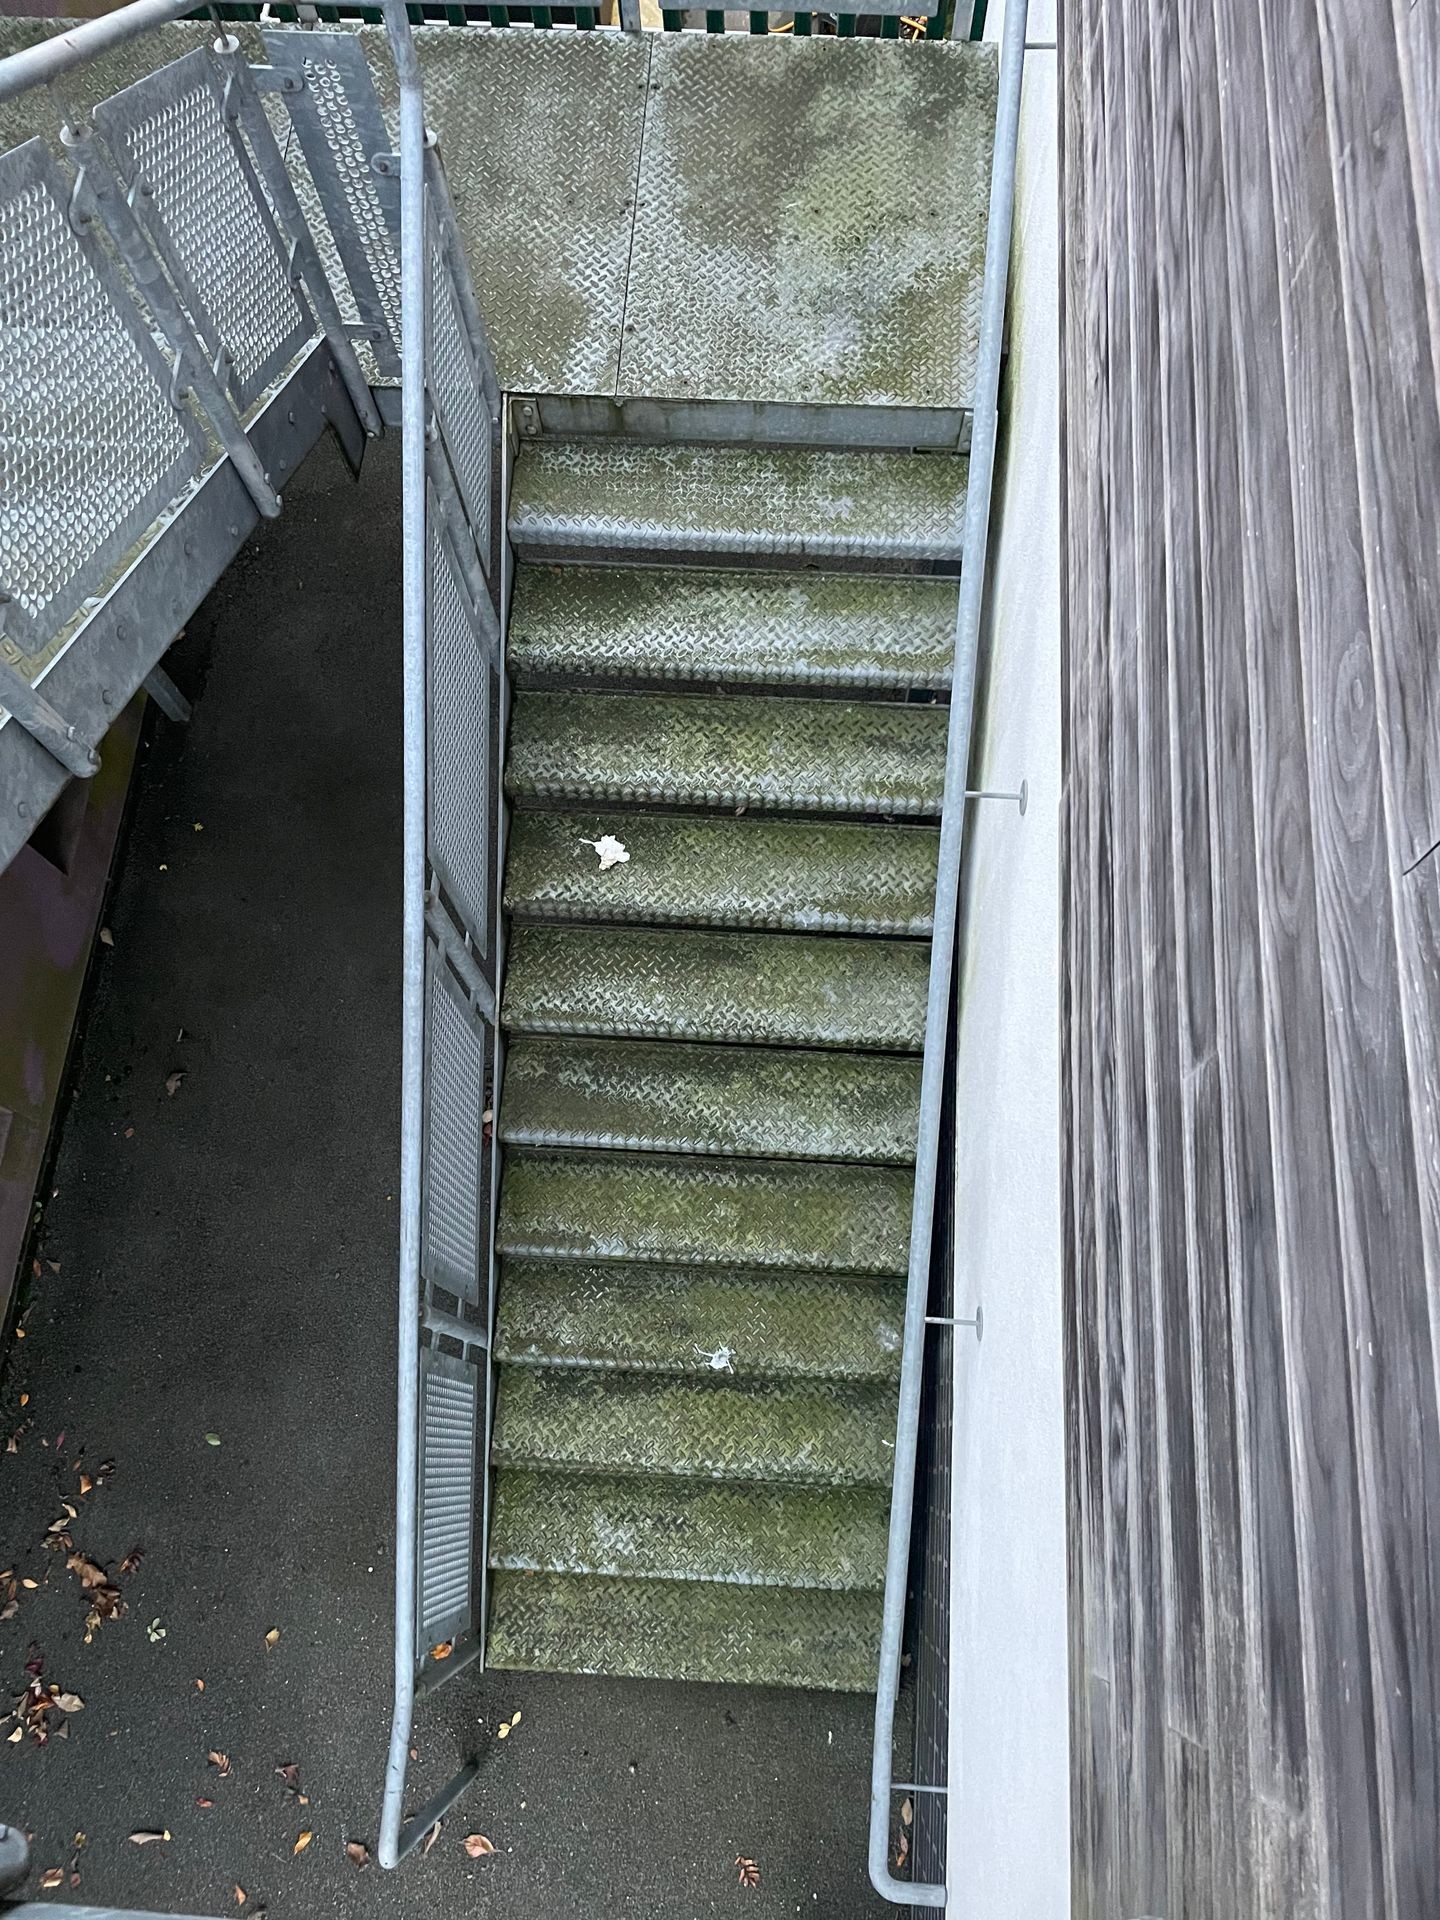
[946,22,1068,1918]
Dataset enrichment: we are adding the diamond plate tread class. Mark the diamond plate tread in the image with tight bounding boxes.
[489,1469,888,1590]
[494,1259,905,1382]
[507,564,958,692]
[618,35,998,412]
[505,690,946,819]
[508,441,969,569]
[492,1366,897,1488]
[502,925,930,1054]
[499,1036,920,1164]
[504,811,939,936]
[498,1150,912,1276]
[487,1570,880,1691]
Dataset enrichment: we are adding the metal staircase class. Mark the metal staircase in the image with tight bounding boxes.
[0,1,1028,1904]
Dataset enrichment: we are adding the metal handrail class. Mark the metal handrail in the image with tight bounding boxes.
[867,0,1028,1905]
[0,0,195,106]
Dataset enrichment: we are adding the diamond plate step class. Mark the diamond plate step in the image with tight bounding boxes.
[492,1366,897,1486]
[505,690,947,818]
[499,1037,920,1163]
[507,564,959,691]
[501,925,930,1053]
[494,1259,905,1381]
[498,1150,912,1276]
[507,441,968,570]
[489,1469,889,1589]
[504,810,939,935]
[487,1570,881,1691]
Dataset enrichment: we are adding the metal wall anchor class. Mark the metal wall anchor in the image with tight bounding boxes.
[964,779,1027,815]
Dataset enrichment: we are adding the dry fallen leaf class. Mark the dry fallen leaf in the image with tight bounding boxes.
[195,1678,205,1692]
[98,928,114,948]
[78,1474,94,1497]
[205,1433,222,1448]
[66,1554,109,1590]
[345,1841,371,1869]
[207,1750,232,1777]
[464,1833,496,1859]
[580,833,630,871]
[234,1885,246,1907]
[422,1819,443,1856]
[129,1830,170,1846]
[165,1072,185,1098]
[146,1617,166,1642]
[52,1692,83,1714]
[901,1796,913,1827]
[429,1640,453,1662]
[496,1708,521,1740]
[292,1830,313,1856]
[21,1578,37,1591]
[119,1546,144,1576]
[6,1727,22,1744]
[40,1868,64,1889]
[895,1829,910,1871]
[264,1628,280,1650]
[736,1855,761,1888]
[196,1797,214,1810]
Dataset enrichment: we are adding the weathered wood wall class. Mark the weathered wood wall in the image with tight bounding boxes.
[1059,2,1440,1914]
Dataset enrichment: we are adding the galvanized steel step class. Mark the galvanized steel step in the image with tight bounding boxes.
[489,1469,889,1590]
[507,564,959,691]
[486,1570,881,1691]
[498,1150,913,1276]
[507,440,969,570]
[499,1036,920,1163]
[505,690,947,817]
[504,810,939,935]
[494,1259,905,1381]
[491,1366,897,1486]
[501,925,930,1053]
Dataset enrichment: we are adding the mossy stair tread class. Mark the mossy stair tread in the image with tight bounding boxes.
[487,1571,880,1691]
[505,690,946,816]
[508,563,959,691]
[507,440,969,568]
[501,925,930,1052]
[504,809,939,934]
[499,1035,920,1163]
[498,1149,912,1275]
[493,1365,896,1486]
[489,1468,889,1589]
[494,1259,905,1381]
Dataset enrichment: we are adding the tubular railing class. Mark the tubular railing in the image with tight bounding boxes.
[867,0,1026,1905]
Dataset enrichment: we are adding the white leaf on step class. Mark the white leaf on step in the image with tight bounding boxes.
[580,834,631,872]
[694,1343,735,1373]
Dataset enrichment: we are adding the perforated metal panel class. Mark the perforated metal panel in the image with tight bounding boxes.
[261,29,402,382]
[426,187,492,576]
[426,501,496,960]
[422,948,486,1305]
[417,1343,479,1654]
[0,137,207,669]
[93,49,313,412]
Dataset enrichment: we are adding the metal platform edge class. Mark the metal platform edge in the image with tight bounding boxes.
[522,392,971,453]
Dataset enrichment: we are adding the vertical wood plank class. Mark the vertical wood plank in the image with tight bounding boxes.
[1391,0,1440,400]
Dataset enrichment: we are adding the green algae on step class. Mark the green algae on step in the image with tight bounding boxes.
[492,1366,897,1486]
[505,689,947,817]
[499,1035,921,1163]
[507,440,969,568]
[501,924,931,1052]
[494,1259,905,1382]
[507,564,959,691]
[504,809,939,935]
[486,1570,882,1691]
[489,1468,890,1590]
[498,1149,913,1275]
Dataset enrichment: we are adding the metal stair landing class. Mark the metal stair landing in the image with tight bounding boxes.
[489,434,961,1692]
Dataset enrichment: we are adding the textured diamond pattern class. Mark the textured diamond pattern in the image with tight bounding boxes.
[501,925,930,1054]
[487,1572,881,1692]
[418,1348,478,1652]
[495,1260,905,1384]
[619,35,998,410]
[428,189,491,563]
[493,1368,897,1488]
[508,564,958,692]
[498,1150,912,1277]
[427,514,492,955]
[504,810,938,936]
[500,1036,920,1164]
[506,690,946,818]
[508,440,968,568]
[490,1470,888,1591]
[422,957,484,1306]
[0,146,195,657]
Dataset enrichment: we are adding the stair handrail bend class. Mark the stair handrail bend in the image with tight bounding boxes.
[867,0,1028,1906]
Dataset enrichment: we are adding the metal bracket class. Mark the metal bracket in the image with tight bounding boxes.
[926,1307,983,1342]
[964,779,1028,815]
[424,894,495,1027]
[0,649,99,781]
[142,665,192,723]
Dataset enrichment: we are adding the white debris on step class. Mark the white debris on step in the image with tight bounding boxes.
[580,833,631,871]
[694,1343,735,1373]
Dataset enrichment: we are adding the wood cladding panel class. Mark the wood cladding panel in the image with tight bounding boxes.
[1059,0,1440,1911]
